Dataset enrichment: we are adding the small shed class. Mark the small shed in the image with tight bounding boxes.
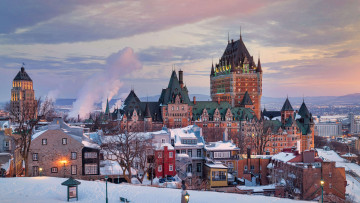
[61,177,81,201]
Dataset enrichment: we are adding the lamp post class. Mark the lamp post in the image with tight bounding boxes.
[39,168,43,177]
[320,179,324,203]
[105,176,108,203]
[61,160,67,178]
[181,180,190,203]
[184,191,190,203]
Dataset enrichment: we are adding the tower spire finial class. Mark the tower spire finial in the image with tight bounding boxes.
[228,32,229,44]
[240,26,242,39]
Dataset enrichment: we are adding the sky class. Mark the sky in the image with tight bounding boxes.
[1,0,360,105]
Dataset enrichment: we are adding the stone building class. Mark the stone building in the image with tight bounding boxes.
[27,118,100,178]
[10,66,37,121]
[267,150,346,202]
[263,98,315,154]
[210,34,262,119]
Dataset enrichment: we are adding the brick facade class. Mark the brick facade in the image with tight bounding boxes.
[154,145,176,178]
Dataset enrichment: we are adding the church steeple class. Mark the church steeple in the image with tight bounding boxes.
[105,98,110,115]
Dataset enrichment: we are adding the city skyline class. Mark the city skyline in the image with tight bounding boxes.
[0,0,360,103]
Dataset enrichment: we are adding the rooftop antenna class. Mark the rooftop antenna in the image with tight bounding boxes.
[228,32,229,43]
[240,26,242,39]
[303,94,305,102]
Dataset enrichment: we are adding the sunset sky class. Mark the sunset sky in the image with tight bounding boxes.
[1,0,359,103]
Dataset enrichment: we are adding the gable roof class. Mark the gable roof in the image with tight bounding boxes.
[158,71,190,105]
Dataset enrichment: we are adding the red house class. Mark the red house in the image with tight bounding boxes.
[154,144,176,178]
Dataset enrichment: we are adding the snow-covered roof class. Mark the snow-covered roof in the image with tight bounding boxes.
[267,163,274,169]
[205,162,227,169]
[156,143,174,150]
[341,153,358,158]
[170,125,205,147]
[31,130,47,140]
[237,184,276,192]
[271,152,296,163]
[205,141,239,151]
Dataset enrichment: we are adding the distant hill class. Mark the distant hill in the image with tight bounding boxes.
[54,93,360,109]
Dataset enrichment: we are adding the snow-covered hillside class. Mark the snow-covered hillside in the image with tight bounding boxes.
[0,177,311,203]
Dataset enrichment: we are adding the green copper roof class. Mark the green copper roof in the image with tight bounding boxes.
[298,101,310,118]
[14,67,32,81]
[105,98,110,115]
[240,91,253,106]
[61,177,81,186]
[281,98,294,111]
[158,70,191,105]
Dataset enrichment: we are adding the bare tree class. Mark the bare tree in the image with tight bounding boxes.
[6,97,54,176]
[251,120,272,155]
[133,138,153,184]
[101,128,153,183]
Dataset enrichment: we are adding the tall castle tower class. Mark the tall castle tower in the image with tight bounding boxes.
[10,66,37,120]
[210,34,262,118]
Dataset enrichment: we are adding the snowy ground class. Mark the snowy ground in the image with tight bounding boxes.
[0,177,311,203]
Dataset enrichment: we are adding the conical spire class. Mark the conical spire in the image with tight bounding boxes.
[105,98,110,115]
[281,97,294,112]
[144,102,152,118]
[211,60,215,76]
[240,91,253,106]
[257,56,262,73]
[298,101,310,118]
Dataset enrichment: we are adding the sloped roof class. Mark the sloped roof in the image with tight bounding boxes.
[264,120,282,134]
[192,101,255,121]
[13,67,32,81]
[298,101,310,118]
[158,71,191,105]
[61,177,81,186]
[240,91,253,106]
[281,98,294,111]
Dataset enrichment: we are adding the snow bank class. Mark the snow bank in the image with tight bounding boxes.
[0,177,311,203]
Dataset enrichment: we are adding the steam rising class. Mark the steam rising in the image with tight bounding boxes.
[69,47,142,118]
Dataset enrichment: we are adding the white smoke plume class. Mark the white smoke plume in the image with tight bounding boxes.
[69,47,142,119]
[110,99,123,112]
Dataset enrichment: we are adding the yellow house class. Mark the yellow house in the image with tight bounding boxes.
[204,162,228,188]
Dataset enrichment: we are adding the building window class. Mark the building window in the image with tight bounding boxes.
[71,152,77,160]
[181,149,186,154]
[169,164,173,171]
[84,152,97,159]
[33,153,38,161]
[329,183,332,188]
[84,163,98,175]
[3,140,9,150]
[187,164,192,173]
[250,165,255,170]
[161,138,166,144]
[171,139,174,146]
[71,165,77,175]
[197,149,201,157]
[158,153,162,158]
[188,149,192,157]
[169,152,173,158]
[42,139,47,145]
[197,163,202,172]
[51,167,58,173]
[244,165,248,171]
[62,138,67,145]
[329,172,332,177]
[158,165,162,172]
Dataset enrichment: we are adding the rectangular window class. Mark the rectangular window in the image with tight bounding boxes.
[169,152,173,158]
[84,152,97,159]
[158,152,162,158]
[33,153,38,161]
[188,149,192,157]
[42,139,47,145]
[3,141,9,150]
[197,149,201,157]
[181,149,186,154]
[51,167,58,173]
[62,138,67,145]
[158,165,162,172]
[161,138,166,144]
[84,163,98,175]
[71,165,77,175]
[169,164,173,171]
[197,163,202,172]
[71,152,77,160]
[250,165,255,170]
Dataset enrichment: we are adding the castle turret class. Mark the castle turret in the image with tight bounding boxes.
[281,97,294,125]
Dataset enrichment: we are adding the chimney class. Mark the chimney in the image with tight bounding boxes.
[217,97,221,105]
[223,129,228,142]
[193,96,196,105]
[231,97,235,107]
[179,70,184,88]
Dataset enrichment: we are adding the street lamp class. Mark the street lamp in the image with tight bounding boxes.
[320,179,324,203]
[184,191,190,203]
[61,160,67,178]
[105,176,108,203]
[39,168,43,176]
